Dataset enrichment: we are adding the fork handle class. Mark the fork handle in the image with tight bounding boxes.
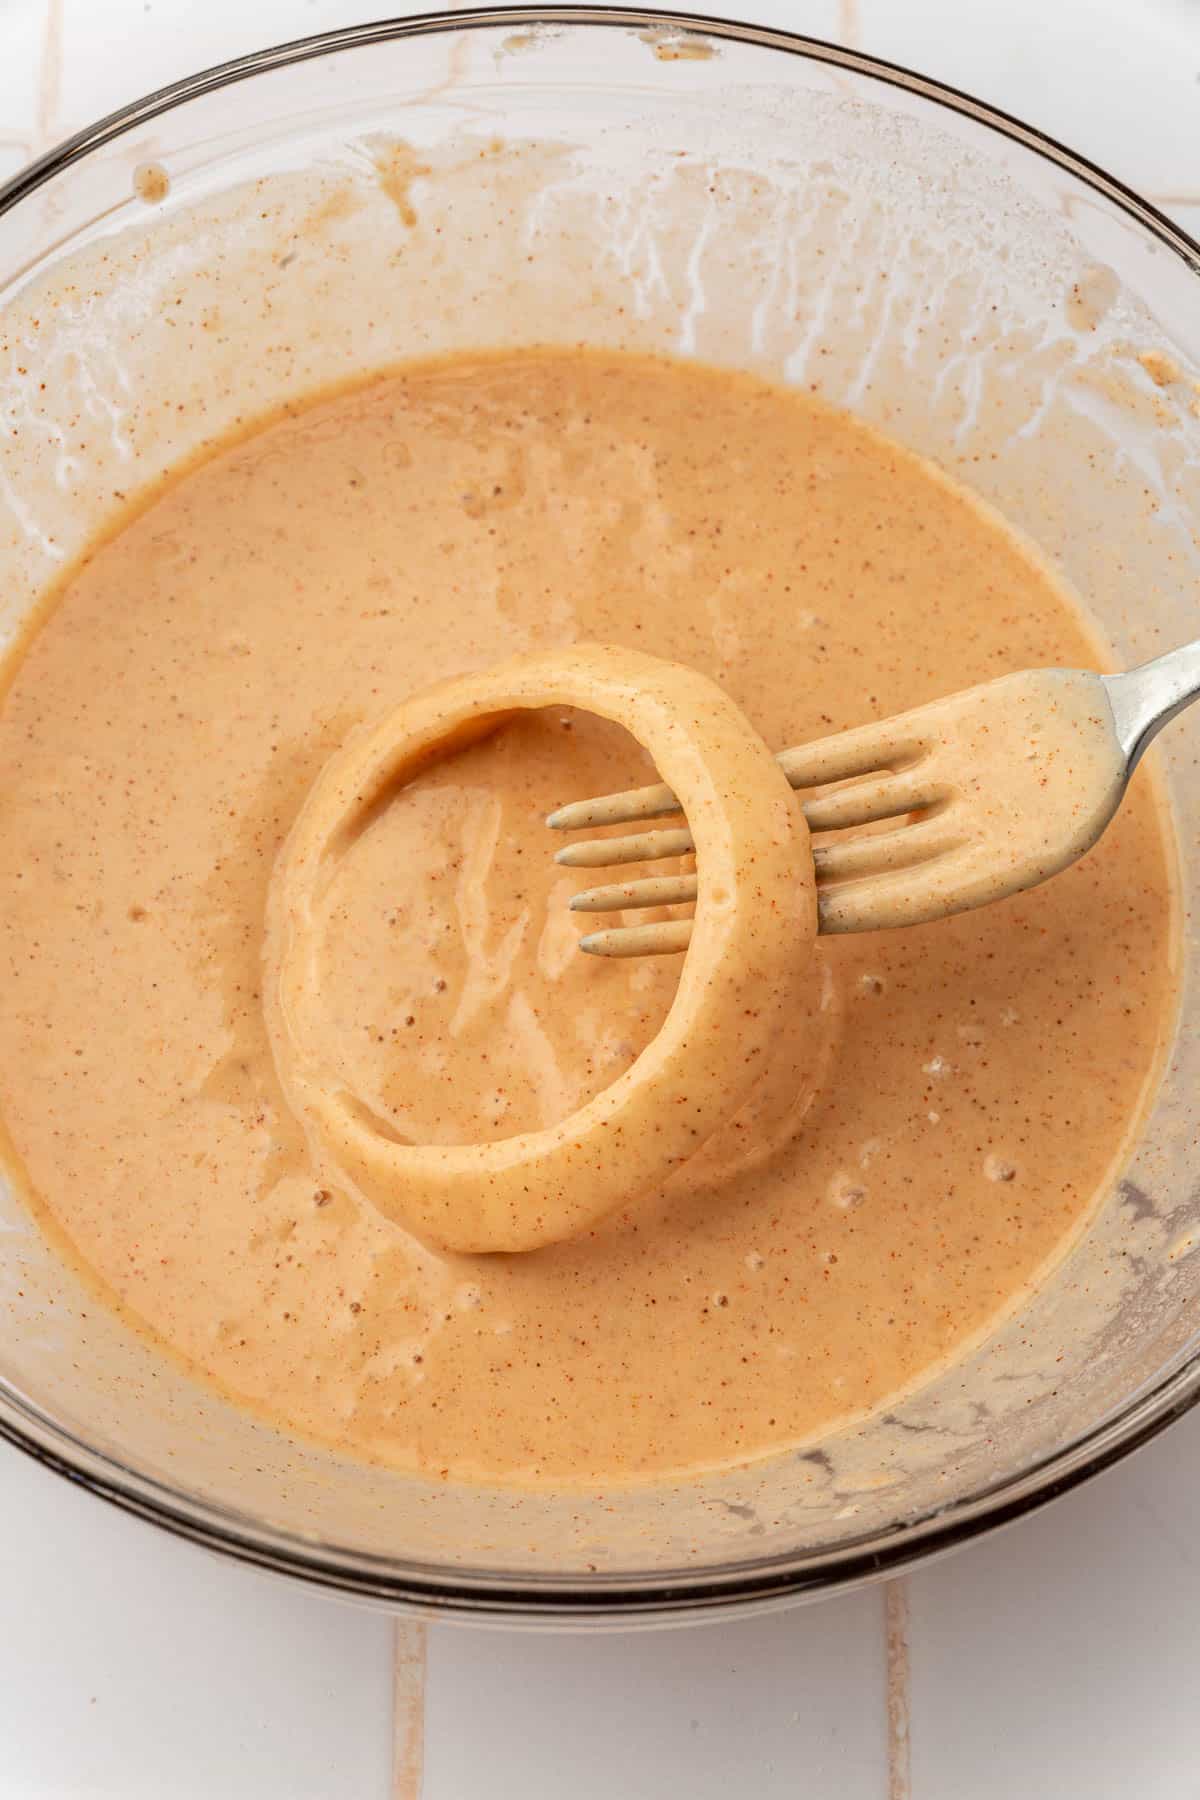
[1102,636,1200,771]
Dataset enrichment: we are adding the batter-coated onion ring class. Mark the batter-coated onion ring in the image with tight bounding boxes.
[265,644,815,1253]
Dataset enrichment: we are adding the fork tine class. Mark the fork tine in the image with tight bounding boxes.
[814,817,964,883]
[578,817,966,954]
[569,873,698,913]
[555,825,695,869]
[555,712,942,955]
[579,919,694,957]
[777,722,919,790]
[803,771,944,834]
[547,779,680,832]
[550,718,925,837]
[817,845,976,935]
[555,769,941,885]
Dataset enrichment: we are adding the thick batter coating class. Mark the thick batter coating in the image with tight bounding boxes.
[266,643,815,1252]
[0,350,1175,1483]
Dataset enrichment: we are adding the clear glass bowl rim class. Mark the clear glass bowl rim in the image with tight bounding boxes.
[2,3,1199,1620]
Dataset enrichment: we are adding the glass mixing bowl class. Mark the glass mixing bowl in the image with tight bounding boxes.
[2,7,1200,1625]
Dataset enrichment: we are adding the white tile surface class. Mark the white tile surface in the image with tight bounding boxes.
[52,0,390,134]
[0,0,43,149]
[0,1444,394,1798]
[0,140,30,184]
[425,1594,888,1800]
[907,1405,1200,1800]
[47,0,841,141]
[856,0,1200,200]
[1,0,1200,1795]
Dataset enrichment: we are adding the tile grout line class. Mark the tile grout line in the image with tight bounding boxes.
[392,1619,428,1800]
[885,1579,912,1800]
[35,0,64,154]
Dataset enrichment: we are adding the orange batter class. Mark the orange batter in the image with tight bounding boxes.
[0,349,1175,1484]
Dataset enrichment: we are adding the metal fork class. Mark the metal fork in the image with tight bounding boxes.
[547,639,1200,956]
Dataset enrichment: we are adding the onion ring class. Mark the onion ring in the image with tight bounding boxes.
[265,644,815,1253]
